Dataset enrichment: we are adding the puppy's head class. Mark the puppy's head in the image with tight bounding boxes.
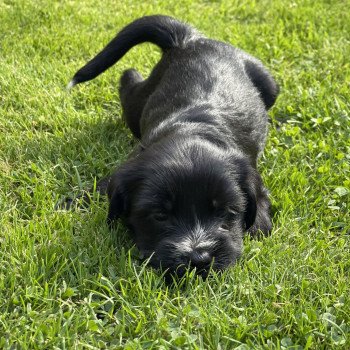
[107,138,263,277]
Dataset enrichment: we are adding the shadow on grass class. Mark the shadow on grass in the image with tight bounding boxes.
[7,105,147,282]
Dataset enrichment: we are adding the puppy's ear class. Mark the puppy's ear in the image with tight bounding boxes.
[242,181,257,231]
[106,160,143,227]
[237,161,272,236]
[239,170,257,231]
[247,184,272,237]
[106,174,127,226]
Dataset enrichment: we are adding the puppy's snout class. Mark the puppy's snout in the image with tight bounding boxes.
[188,250,212,270]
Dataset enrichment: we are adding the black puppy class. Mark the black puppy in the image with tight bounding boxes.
[69,15,279,277]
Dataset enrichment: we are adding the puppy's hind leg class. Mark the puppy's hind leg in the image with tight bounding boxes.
[119,69,146,139]
[243,57,279,110]
[55,175,111,210]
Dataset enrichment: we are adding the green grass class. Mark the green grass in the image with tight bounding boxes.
[1,0,349,348]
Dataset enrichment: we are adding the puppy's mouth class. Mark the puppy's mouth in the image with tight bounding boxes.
[139,246,235,279]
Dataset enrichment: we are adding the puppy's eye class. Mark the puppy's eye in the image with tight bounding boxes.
[219,209,238,229]
[153,212,168,222]
[226,208,238,220]
[220,223,230,231]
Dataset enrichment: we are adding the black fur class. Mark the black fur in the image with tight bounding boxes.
[70,15,279,277]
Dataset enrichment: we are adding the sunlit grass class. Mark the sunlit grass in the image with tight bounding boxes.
[0,0,349,348]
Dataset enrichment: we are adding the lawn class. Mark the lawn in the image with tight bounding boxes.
[0,0,349,348]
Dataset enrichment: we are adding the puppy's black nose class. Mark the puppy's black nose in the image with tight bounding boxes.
[189,251,212,270]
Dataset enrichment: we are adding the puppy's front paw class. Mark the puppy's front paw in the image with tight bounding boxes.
[54,196,75,210]
[54,192,91,211]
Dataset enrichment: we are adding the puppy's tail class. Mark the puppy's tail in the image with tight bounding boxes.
[68,15,197,88]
